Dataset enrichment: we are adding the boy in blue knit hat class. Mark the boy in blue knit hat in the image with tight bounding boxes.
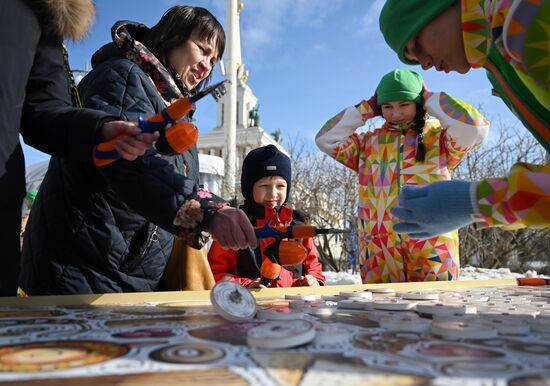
[208,145,325,288]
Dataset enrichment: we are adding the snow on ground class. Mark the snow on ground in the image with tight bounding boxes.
[323,271,363,286]
[458,266,546,280]
[323,266,549,286]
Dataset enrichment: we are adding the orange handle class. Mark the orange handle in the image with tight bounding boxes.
[166,98,194,120]
[165,121,199,153]
[291,225,316,239]
[94,98,195,167]
[517,278,550,286]
[268,225,316,239]
[260,259,281,281]
[278,240,308,266]
[93,134,127,167]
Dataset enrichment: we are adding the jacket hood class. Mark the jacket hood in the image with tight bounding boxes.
[91,22,149,68]
[32,0,96,40]
[90,43,120,68]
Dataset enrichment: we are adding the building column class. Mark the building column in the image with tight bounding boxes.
[223,0,238,198]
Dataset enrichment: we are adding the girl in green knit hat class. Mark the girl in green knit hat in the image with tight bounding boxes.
[316,68,489,284]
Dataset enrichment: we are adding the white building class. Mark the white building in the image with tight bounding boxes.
[197,0,284,198]
[197,75,285,197]
[198,153,224,196]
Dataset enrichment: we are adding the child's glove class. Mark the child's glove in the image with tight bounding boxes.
[390,180,477,239]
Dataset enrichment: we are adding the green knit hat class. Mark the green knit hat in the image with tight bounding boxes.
[379,0,456,64]
[375,69,423,105]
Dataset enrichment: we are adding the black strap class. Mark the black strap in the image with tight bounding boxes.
[61,43,83,108]
[237,247,263,279]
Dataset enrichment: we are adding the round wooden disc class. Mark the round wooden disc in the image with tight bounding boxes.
[416,303,473,316]
[379,316,431,333]
[398,291,439,301]
[313,324,351,345]
[371,299,417,311]
[257,307,304,321]
[431,321,498,340]
[210,281,256,322]
[246,320,315,349]
[339,291,372,300]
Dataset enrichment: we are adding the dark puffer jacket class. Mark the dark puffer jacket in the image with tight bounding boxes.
[20,42,203,295]
[0,0,114,296]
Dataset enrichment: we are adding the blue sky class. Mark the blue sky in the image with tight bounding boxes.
[23,0,522,165]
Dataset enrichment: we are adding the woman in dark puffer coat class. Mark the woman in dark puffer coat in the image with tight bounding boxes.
[20,6,256,295]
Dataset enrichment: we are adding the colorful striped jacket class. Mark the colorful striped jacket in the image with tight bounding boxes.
[462,0,550,227]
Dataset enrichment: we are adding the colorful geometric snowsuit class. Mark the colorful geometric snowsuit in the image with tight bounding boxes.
[462,0,550,228]
[316,93,489,283]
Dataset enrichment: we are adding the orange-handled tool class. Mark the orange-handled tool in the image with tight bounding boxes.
[259,241,308,287]
[254,221,349,287]
[255,222,350,240]
[93,80,228,167]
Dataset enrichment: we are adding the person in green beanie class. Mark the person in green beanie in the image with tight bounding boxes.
[380,0,550,236]
[316,69,489,283]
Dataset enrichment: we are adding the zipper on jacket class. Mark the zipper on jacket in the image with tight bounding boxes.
[396,133,404,249]
[127,226,159,272]
[397,132,403,192]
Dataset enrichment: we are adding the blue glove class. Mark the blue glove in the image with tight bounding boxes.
[390,180,477,239]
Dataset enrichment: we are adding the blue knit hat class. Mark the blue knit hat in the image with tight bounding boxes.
[241,145,291,203]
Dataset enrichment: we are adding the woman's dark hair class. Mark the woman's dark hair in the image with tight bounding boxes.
[410,103,427,162]
[142,6,225,92]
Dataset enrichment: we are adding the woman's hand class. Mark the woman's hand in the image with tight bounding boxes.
[101,121,159,161]
[208,206,257,250]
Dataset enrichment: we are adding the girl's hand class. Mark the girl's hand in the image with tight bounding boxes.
[421,80,433,103]
[365,93,382,117]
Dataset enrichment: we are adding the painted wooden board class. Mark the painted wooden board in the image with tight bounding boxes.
[0,279,548,385]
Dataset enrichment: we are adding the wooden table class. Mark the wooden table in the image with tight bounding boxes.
[0,279,548,385]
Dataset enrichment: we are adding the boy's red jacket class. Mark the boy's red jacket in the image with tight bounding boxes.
[208,204,326,288]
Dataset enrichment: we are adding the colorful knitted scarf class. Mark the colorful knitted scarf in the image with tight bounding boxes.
[111,21,187,102]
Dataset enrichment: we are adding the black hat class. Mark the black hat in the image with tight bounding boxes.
[241,145,291,203]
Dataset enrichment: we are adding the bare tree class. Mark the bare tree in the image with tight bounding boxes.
[286,136,359,273]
